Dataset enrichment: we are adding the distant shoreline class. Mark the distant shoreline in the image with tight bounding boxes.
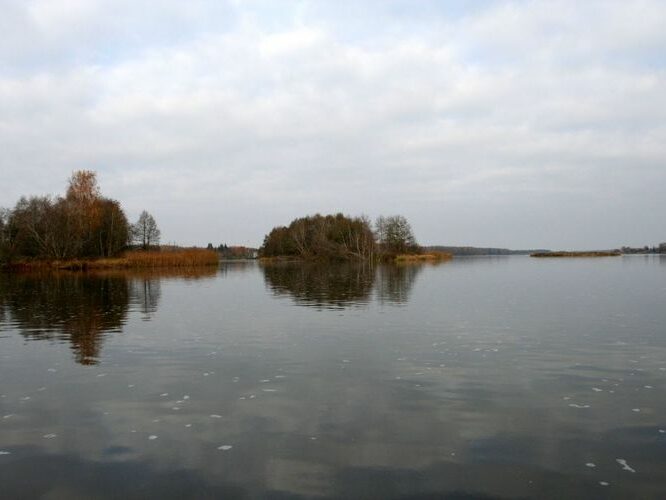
[258,252,453,264]
[530,251,622,258]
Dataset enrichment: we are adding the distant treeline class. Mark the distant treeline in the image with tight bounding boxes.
[426,246,549,256]
[0,170,161,265]
[260,214,419,261]
[621,244,666,254]
[211,244,258,260]
[531,251,621,258]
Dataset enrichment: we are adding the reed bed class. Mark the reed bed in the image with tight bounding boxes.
[5,249,219,270]
[123,249,219,267]
[395,252,453,262]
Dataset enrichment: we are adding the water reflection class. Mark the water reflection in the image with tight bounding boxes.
[375,263,423,305]
[129,276,161,319]
[0,258,665,498]
[261,262,376,309]
[219,260,258,275]
[0,273,129,365]
[0,268,216,364]
[261,262,430,309]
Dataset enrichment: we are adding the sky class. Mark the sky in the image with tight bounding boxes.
[1,0,665,249]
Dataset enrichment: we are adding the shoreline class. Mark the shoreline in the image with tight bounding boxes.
[530,251,622,258]
[259,252,453,264]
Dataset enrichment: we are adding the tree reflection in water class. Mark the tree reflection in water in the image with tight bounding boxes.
[261,261,435,309]
[129,276,161,320]
[261,262,375,309]
[0,268,216,364]
[375,263,424,305]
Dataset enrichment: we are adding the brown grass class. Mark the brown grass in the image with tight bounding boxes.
[5,249,219,271]
[395,252,453,262]
[122,249,219,267]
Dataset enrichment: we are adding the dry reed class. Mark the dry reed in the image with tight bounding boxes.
[394,252,453,262]
[6,249,219,270]
[123,249,219,267]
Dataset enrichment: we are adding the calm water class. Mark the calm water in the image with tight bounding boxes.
[1,257,665,499]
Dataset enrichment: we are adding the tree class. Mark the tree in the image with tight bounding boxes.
[64,170,103,257]
[1,171,133,262]
[0,207,11,262]
[260,214,375,260]
[375,215,418,255]
[66,170,101,204]
[132,211,160,250]
[97,199,130,257]
[10,196,62,258]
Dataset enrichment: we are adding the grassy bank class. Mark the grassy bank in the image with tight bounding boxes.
[531,251,621,258]
[4,249,219,270]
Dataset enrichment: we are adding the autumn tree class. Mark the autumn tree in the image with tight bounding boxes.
[66,170,101,204]
[62,170,103,257]
[132,211,161,250]
[1,171,130,261]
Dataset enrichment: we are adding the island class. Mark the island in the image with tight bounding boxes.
[259,213,451,263]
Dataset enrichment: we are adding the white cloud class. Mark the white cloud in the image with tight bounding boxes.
[1,0,665,248]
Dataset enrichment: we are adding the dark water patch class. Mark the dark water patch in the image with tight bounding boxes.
[0,452,247,500]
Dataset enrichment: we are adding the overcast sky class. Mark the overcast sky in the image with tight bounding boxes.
[1,0,665,249]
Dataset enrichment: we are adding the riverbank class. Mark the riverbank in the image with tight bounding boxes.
[531,251,621,258]
[3,249,219,271]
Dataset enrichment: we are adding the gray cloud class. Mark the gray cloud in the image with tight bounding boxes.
[1,0,665,248]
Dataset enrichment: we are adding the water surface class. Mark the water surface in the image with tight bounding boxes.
[1,257,665,499]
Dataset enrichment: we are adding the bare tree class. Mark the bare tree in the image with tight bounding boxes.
[132,211,161,250]
[375,215,418,255]
[0,207,13,261]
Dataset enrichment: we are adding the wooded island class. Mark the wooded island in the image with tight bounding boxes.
[259,213,450,262]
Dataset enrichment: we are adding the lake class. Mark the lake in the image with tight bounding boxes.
[1,256,665,499]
